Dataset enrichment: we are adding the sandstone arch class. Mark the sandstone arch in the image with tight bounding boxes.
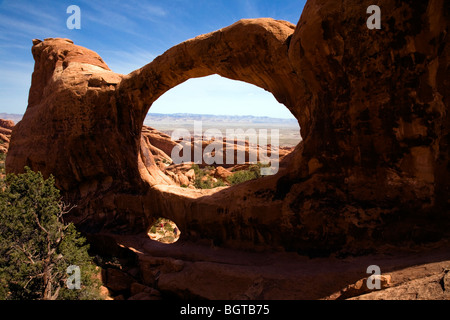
[115,18,305,190]
[6,0,450,254]
[118,19,301,125]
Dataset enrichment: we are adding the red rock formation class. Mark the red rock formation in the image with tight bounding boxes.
[91,233,450,300]
[0,119,14,154]
[139,126,177,186]
[6,1,450,254]
[214,166,232,182]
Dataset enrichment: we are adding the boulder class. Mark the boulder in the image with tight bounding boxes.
[0,119,14,130]
[104,268,135,293]
[214,166,232,181]
[0,119,13,154]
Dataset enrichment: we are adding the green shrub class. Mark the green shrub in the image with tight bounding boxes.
[0,153,6,173]
[192,164,216,189]
[229,170,258,185]
[0,167,103,300]
[192,163,269,188]
[195,177,212,189]
[164,223,174,232]
[160,236,175,243]
[228,163,269,186]
[212,179,226,188]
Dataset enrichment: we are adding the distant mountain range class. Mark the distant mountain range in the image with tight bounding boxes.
[0,113,23,124]
[0,112,301,146]
[145,113,299,125]
[0,112,299,126]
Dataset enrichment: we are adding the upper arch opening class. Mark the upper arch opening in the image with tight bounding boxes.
[149,74,297,120]
[139,74,302,189]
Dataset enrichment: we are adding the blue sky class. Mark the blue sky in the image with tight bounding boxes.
[0,0,306,119]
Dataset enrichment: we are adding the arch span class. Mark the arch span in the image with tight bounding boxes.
[117,18,305,143]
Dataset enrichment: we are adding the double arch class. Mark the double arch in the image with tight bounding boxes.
[7,1,449,253]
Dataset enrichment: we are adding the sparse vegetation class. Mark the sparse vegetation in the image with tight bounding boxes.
[0,153,6,180]
[192,164,226,189]
[147,217,180,244]
[228,163,269,186]
[188,163,270,189]
[0,167,103,300]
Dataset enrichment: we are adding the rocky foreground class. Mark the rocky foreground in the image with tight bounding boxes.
[92,233,450,300]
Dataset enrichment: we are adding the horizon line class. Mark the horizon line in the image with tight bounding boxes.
[146,112,297,121]
[1,111,297,121]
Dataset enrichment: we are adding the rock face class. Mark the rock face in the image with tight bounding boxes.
[6,1,450,254]
[0,119,14,154]
[139,126,178,186]
[0,119,13,180]
[91,233,450,300]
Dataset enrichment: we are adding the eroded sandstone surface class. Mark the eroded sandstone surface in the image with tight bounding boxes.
[91,233,450,300]
[0,119,13,155]
[6,0,450,259]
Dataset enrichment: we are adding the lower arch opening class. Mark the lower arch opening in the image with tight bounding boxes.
[147,217,181,244]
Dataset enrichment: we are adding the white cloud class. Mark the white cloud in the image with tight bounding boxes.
[83,8,137,33]
[80,0,166,36]
[122,1,167,19]
[99,46,156,74]
[2,1,60,24]
[0,43,29,50]
[243,0,261,18]
[0,13,65,40]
